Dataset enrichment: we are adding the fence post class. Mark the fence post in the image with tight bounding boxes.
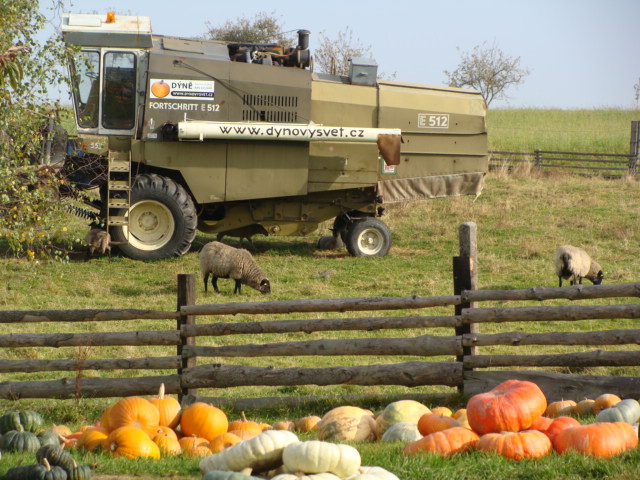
[534,149,542,168]
[453,222,479,392]
[177,274,197,402]
[629,121,639,176]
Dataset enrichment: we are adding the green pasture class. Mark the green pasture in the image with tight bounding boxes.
[1,109,639,479]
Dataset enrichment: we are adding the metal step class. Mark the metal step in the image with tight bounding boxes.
[108,198,129,208]
[108,180,131,190]
[107,216,128,226]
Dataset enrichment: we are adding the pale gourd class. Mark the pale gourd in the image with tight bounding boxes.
[316,406,376,442]
[271,473,341,480]
[199,430,299,474]
[347,466,401,480]
[380,422,421,443]
[375,400,430,437]
[595,398,640,424]
[282,440,361,478]
[202,471,263,480]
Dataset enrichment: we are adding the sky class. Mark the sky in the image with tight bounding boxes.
[42,0,639,109]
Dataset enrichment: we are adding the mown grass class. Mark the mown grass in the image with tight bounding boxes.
[1,109,640,478]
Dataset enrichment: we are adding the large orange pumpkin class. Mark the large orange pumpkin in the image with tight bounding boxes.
[108,397,160,438]
[417,413,460,436]
[107,426,161,459]
[76,426,109,452]
[180,402,228,442]
[476,430,552,461]
[553,422,638,458]
[543,416,580,443]
[403,426,479,455]
[466,380,547,435]
[149,383,182,429]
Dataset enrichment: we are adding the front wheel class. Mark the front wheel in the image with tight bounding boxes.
[345,217,392,257]
[111,174,197,260]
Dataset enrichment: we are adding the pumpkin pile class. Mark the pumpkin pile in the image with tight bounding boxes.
[397,379,639,461]
[5,443,91,480]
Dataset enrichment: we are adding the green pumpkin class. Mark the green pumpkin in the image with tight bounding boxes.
[66,461,92,480]
[1,427,41,453]
[595,398,640,424]
[0,410,44,434]
[36,444,76,471]
[38,430,63,448]
[202,471,263,480]
[5,459,68,480]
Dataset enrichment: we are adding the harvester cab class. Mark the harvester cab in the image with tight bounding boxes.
[61,12,488,260]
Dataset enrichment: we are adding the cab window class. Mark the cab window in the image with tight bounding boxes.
[102,52,136,130]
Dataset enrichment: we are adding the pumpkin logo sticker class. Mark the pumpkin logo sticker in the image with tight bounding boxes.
[149,78,215,100]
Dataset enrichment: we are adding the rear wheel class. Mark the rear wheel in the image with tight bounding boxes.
[345,217,392,257]
[111,174,197,260]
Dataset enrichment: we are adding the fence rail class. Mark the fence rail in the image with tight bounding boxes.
[2,224,640,405]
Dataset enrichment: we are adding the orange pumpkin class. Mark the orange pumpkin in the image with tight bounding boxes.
[186,444,213,457]
[476,430,552,461]
[545,400,577,418]
[180,402,228,442]
[209,432,242,453]
[543,416,581,443]
[294,415,322,433]
[403,426,479,455]
[100,406,113,432]
[227,411,262,434]
[273,420,295,431]
[108,397,160,438]
[76,426,109,452]
[178,435,209,451]
[49,425,73,437]
[466,379,547,435]
[107,426,161,459]
[593,393,622,414]
[151,80,170,98]
[417,413,459,436]
[574,398,596,416]
[554,422,638,457]
[430,406,453,417]
[149,383,182,429]
[529,416,553,432]
[153,431,182,456]
[227,429,260,440]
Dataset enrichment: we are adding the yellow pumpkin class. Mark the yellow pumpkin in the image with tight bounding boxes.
[108,426,160,459]
[149,383,182,430]
[76,426,109,452]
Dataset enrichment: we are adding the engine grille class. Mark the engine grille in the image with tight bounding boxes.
[242,94,299,123]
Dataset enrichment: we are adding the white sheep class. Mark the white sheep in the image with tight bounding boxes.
[199,241,270,294]
[84,228,111,262]
[554,245,604,287]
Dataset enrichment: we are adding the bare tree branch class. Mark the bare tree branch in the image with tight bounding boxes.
[444,41,530,106]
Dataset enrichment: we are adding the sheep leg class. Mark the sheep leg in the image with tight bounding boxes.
[234,280,242,294]
[85,247,94,262]
[558,277,563,287]
[203,273,210,293]
[212,277,221,293]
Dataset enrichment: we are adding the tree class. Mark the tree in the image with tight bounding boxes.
[0,0,76,260]
[313,27,372,76]
[444,41,529,107]
[203,11,294,46]
[634,77,640,107]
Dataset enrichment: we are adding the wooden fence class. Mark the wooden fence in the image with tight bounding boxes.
[1,224,639,407]
[489,120,640,177]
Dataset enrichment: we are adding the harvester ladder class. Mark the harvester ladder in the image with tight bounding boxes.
[106,150,131,243]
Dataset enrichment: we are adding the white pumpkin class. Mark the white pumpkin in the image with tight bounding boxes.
[271,474,341,480]
[199,430,299,474]
[380,422,421,443]
[346,466,400,480]
[282,440,361,478]
[316,406,377,442]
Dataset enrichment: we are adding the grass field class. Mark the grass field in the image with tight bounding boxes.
[1,109,640,479]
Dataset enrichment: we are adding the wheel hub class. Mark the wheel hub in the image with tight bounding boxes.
[137,211,159,231]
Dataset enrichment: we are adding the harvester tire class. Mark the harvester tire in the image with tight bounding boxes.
[345,217,392,257]
[111,174,197,260]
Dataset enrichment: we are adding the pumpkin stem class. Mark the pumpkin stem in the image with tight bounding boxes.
[241,411,248,422]
[158,383,166,399]
[42,457,52,471]
[240,467,253,476]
